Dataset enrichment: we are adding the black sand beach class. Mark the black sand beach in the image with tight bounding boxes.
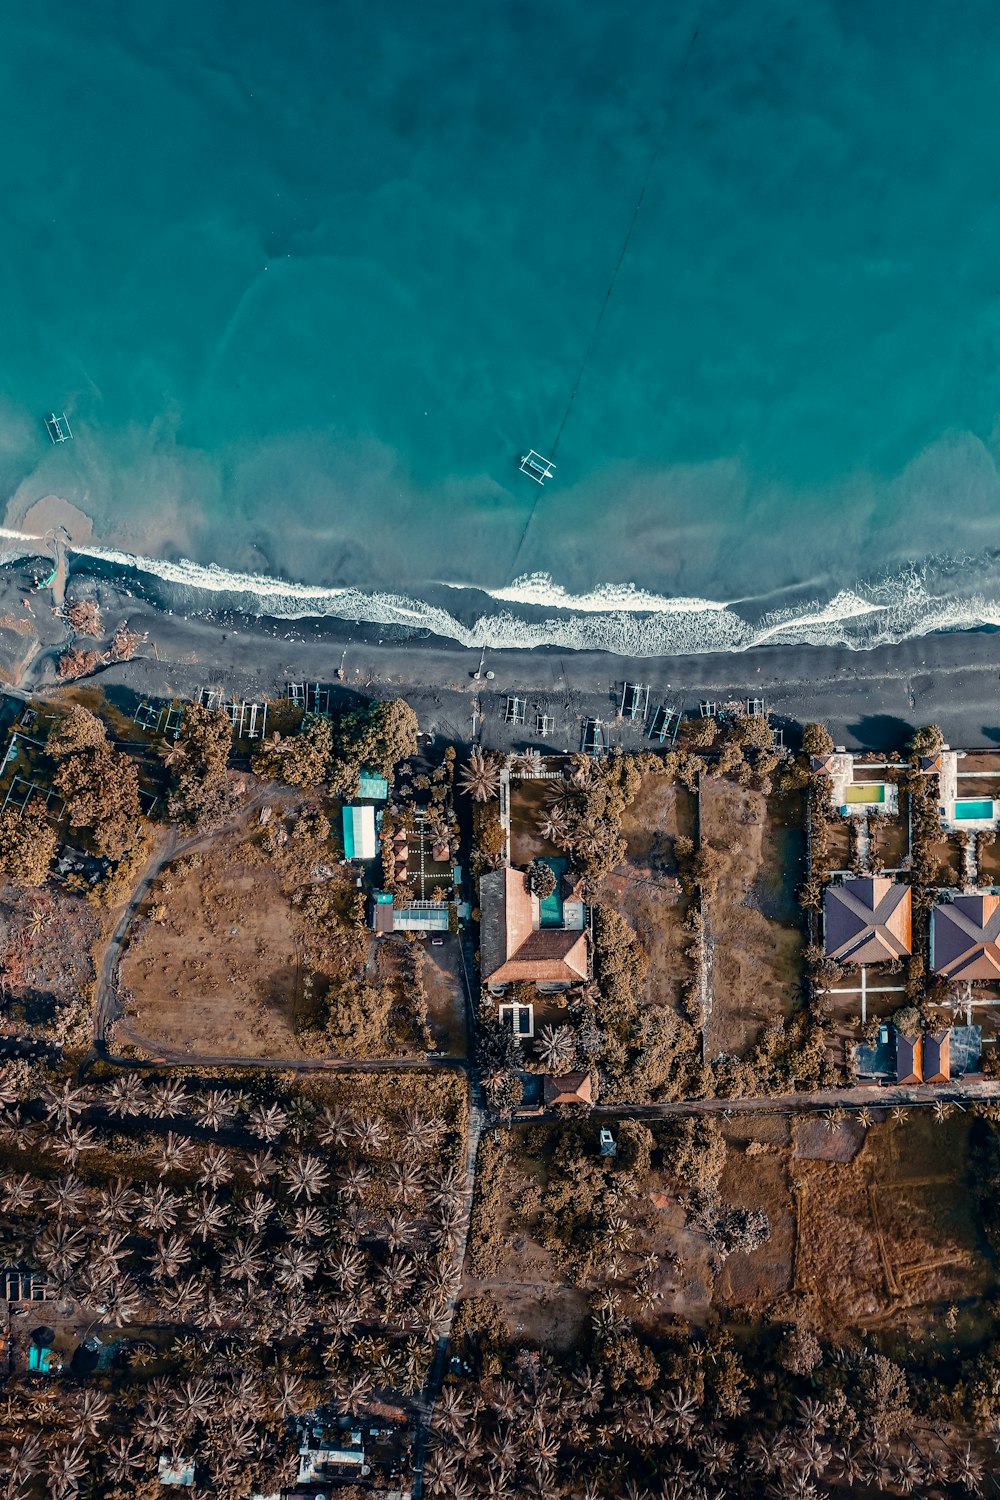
[0,544,994,755]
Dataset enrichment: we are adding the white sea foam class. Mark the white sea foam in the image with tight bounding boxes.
[466,572,730,615]
[2,526,998,658]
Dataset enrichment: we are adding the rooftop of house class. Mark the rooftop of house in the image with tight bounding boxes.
[543,1070,593,1106]
[896,1030,923,1085]
[824,876,912,965]
[931,893,1000,980]
[480,867,587,986]
[923,1029,951,1083]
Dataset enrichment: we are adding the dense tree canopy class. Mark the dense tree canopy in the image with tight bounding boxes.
[330,698,418,794]
[0,800,59,886]
[252,714,332,787]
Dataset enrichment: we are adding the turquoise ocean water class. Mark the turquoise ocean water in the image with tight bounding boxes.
[4,0,1000,652]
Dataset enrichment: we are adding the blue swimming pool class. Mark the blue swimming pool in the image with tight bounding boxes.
[538,856,567,926]
[955,799,994,820]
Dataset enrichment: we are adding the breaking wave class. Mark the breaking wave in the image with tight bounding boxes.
[4,528,1000,657]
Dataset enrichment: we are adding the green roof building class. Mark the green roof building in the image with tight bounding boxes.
[342,804,376,860]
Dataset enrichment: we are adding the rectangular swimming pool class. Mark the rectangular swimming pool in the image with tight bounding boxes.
[845,783,886,804]
[955,799,994,820]
[538,855,567,926]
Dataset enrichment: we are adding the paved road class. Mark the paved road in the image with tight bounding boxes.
[590,1077,1000,1118]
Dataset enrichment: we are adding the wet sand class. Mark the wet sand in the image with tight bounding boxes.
[0,546,997,753]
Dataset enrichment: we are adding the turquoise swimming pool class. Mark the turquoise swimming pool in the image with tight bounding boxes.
[538,856,567,926]
[955,798,994,820]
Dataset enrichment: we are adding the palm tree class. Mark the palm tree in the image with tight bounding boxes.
[197,1145,233,1190]
[5,1434,44,1495]
[572,1366,605,1415]
[137,1405,172,1452]
[151,1232,191,1281]
[856,1106,874,1129]
[158,1131,195,1174]
[161,738,189,769]
[52,1123,98,1166]
[287,1204,326,1240]
[68,1388,110,1440]
[535,1024,576,1071]
[248,1100,287,1141]
[338,1160,371,1200]
[247,1149,278,1185]
[194,1090,234,1131]
[221,1237,264,1286]
[44,1441,87,1500]
[275,1244,319,1289]
[399,1109,441,1158]
[933,1099,954,1123]
[157,1276,202,1321]
[386,1158,423,1204]
[95,1177,139,1225]
[1,1172,37,1213]
[139,1184,180,1232]
[35,1223,85,1279]
[539,806,569,844]
[103,1073,146,1117]
[42,1081,89,1128]
[284,1153,330,1201]
[384,1209,415,1250]
[328,1244,366,1288]
[237,1190,273,1235]
[952,1446,984,1494]
[186,1192,226,1242]
[104,1274,141,1326]
[796,1397,828,1435]
[92,1229,129,1279]
[317,1104,355,1148]
[353,1115,387,1153]
[148,1078,188,1119]
[459,749,501,802]
[380,1252,417,1302]
[890,1105,910,1125]
[434,1386,470,1436]
[171,1376,216,1430]
[662,1386,699,1440]
[426,1163,465,1209]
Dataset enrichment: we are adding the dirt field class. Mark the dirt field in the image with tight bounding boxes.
[794,1113,994,1337]
[421,936,467,1055]
[120,830,309,1057]
[701,781,807,1057]
[599,773,696,1014]
[929,832,964,888]
[715,1114,796,1309]
[871,792,910,869]
[509,776,563,866]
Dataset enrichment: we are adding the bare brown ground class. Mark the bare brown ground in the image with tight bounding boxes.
[600,775,696,1013]
[825,818,851,871]
[509,777,564,866]
[714,1114,795,1310]
[871,795,910,867]
[955,752,1000,774]
[929,832,964,887]
[701,780,806,1057]
[120,830,307,1058]
[793,1114,994,1335]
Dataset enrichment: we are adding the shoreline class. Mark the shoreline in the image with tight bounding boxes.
[0,537,997,753]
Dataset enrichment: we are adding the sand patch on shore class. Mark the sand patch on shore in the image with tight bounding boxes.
[5,493,94,544]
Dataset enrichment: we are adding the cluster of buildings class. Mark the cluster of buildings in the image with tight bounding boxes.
[815,739,1000,1084]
